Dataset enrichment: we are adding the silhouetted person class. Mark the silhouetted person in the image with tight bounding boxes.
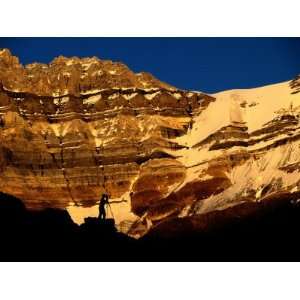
[98,193,128,220]
[99,193,109,220]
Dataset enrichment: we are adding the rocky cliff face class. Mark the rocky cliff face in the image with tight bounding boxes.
[0,48,299,238]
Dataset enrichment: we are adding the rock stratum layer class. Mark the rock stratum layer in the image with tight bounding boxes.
[0,48,299,238]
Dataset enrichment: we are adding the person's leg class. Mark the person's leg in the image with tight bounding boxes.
[99,207,106,219]
[99,207,104,219]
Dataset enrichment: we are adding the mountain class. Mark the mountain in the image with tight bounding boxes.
[0,48,299,239]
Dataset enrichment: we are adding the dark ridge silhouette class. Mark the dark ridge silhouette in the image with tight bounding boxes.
[141,193,300,261]
[0,192,137,261]
[1,192,300,261]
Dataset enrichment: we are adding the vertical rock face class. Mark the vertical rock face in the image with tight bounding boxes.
[141,78,300,239]
[0,49,213,230]
[0,48,300,238]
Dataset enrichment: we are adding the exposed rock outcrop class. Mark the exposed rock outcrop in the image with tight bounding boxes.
[0,48,300,239]
[129,78,300,238]
[0,49,212,228]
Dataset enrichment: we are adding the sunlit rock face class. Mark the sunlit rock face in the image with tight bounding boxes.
[0,48,300,238]
[127,78,300,238]
[0,49,212,229]
[291,75,300,94]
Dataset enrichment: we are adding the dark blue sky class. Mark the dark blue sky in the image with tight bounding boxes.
[0,38,299,93]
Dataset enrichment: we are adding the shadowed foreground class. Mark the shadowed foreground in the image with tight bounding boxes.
[1,192,300,261]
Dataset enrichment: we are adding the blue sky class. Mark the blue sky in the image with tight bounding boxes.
[0,37,299,93]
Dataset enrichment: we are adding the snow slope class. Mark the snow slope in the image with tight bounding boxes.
[176,80,300,149]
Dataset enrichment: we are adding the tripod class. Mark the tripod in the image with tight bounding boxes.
[107,202,114,219]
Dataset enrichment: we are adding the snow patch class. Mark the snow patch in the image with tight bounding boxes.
[61,97,69,104]
[172,93,182,99]
[82,62,95,70]
[83,95,102,105]
[145,91,160,100]
[66,59,76,66]
[80,89,104,95]
[123,93,138,100]
[213,80,300,133]
[108,93,119,100]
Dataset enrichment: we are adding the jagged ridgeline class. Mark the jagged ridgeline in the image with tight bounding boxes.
[0,48,300,239]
